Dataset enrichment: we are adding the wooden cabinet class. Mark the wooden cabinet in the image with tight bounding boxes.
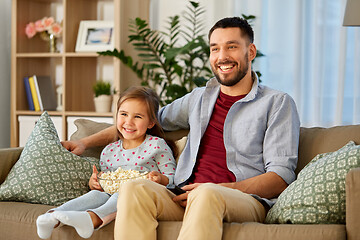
[10,0,120,147]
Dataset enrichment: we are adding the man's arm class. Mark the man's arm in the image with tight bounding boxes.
[158,87,204,131]
[61,125,118,155]
[219,172,288,199]
[262,93,300,187]
[173,172,287,207]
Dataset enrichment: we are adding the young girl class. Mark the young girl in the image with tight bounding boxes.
[36,86,177,239]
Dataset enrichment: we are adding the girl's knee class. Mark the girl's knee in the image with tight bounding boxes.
[87,190,109,201]
[88,189,106,197]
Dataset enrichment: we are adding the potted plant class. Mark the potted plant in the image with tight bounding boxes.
[93,80,112,112]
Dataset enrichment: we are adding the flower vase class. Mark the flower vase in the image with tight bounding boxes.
[40,32,58,53]
[49,34,57,53]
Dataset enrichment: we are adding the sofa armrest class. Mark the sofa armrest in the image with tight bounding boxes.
[0,147,23,184]
[346,167,360,240]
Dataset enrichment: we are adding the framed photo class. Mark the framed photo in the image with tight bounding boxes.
[75,21,114,52]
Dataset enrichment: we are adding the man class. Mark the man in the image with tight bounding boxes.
[63,17,300,239]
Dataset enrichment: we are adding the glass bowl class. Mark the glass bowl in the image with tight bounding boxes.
[97,165,149,194]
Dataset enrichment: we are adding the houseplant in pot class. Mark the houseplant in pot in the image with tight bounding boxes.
[93,80,112,113]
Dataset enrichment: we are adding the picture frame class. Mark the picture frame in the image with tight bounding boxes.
[75,21,114,52]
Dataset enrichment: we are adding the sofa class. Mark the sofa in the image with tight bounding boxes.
[0,120,359,240]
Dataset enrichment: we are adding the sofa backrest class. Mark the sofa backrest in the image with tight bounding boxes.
[297,125,360,175]
[71,119,360,176]
[164,125,360,176]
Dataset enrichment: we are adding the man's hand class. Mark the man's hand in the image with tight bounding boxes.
[172,183,203,207]
[89,165,102,191]
[61,125,119,156]
[61,140,86,156]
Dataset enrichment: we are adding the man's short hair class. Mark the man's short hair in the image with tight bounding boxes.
[208,17,254,44]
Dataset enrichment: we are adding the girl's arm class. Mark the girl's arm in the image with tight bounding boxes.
[145,138,176,185]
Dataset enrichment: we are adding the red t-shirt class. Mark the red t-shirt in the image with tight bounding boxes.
[190,91,246,183]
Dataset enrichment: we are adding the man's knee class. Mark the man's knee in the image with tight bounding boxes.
[188,183,223,203]
[118,178,149,196]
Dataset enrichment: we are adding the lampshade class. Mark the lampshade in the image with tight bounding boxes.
[343,0,360,26]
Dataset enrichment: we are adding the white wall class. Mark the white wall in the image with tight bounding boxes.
[0,0,11,148]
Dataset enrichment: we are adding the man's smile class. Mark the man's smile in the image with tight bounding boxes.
[217,62,237,73]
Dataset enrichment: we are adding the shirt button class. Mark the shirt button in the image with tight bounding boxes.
[193,159,196,162]
[181,179,185,182]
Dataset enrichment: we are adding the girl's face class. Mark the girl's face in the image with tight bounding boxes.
[117,98,155,148]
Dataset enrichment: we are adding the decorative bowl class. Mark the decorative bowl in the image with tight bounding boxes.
[98,165,149,194]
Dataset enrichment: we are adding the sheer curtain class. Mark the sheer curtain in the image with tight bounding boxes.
[234,0,360,127]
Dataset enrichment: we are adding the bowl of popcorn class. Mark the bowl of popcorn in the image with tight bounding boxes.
[98,165,149,194]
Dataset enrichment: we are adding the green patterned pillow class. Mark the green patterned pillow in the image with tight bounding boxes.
[266,141,360,224]
[0,112,99,206]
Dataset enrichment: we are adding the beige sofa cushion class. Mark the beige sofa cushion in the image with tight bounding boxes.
[0,147,23,184]
[0,201,115,240]
[297,125,360,174]
[70,119,113,158]
[156,221,346,240]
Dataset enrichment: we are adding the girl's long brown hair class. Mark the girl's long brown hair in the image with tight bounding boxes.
[116,86,178,159]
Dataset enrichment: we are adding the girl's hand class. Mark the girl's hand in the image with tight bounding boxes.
[89,165,102,191]
[147,171,169,186]
[172,183,203,207]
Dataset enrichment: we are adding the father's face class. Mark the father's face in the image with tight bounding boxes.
[209,27,250,87]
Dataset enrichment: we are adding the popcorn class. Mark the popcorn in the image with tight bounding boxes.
[98,167,149,194]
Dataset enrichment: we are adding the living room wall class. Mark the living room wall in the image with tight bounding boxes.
[0,0,11,148]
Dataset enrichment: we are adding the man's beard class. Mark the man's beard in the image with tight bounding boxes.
[212,54,249,87]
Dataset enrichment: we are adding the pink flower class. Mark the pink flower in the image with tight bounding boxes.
[48,22,62,37]
[25,22,36,38]
[34,19,45,32]
[25,17,62,39]
[42,17,54,30]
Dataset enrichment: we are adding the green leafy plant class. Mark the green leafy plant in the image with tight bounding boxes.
[99,1,210,105]
[99,1,263,105]
[93,80,112,97]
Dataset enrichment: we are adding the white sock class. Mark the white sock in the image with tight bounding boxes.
[53,211,94,238]
[36,212,59,239]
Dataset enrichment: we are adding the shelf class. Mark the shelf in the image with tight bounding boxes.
[15,110,63,116]
[11,0,118,147]
[65,111,114,117]
[65,52,100,57]
[16,53,63,58]
[16,53,104,57]
[15,110,113,116]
